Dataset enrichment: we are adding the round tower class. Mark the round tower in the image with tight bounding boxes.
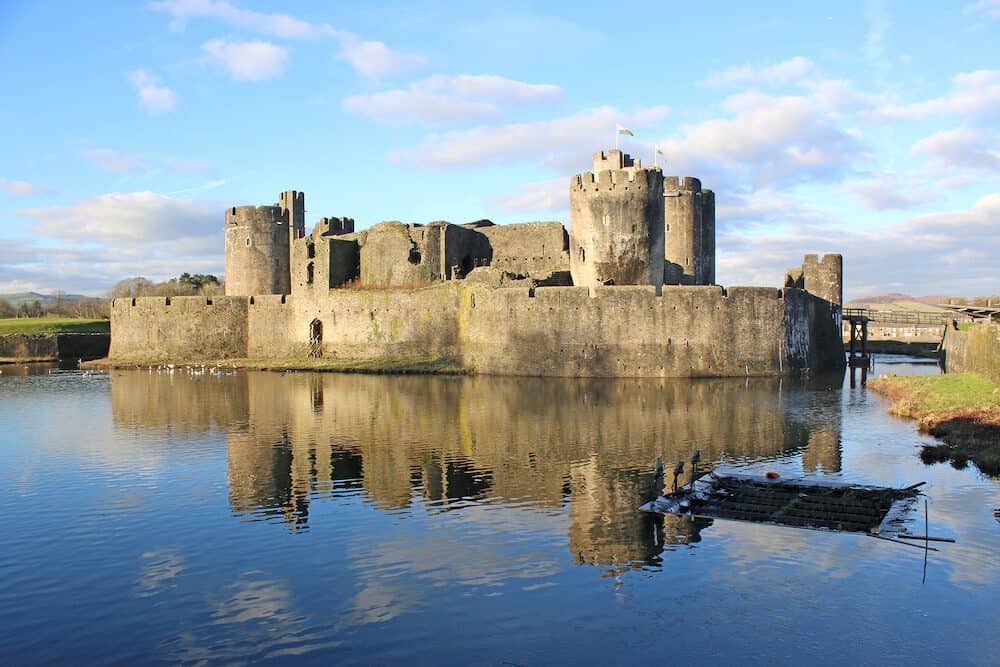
[663,176,706,285]
[569,151,664,288]
[224,205,291,296]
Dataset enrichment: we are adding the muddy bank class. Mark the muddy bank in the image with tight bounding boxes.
[83,355,465,375]
[0,333,110,363]
[869,373,1000,477]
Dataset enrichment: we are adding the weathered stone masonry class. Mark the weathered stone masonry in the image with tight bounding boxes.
[110,149,846,377]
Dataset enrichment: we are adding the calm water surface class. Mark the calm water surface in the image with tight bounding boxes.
[1,358,998,665]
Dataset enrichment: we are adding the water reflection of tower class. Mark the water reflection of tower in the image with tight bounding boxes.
[799,376,844,474]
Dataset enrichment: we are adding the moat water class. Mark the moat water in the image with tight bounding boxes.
[1,359,998,665]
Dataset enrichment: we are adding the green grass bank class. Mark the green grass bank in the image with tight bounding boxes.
[869,372,1000,476]
[0,318,110,335]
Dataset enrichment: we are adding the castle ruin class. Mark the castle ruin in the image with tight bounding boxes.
[110,149,845,377]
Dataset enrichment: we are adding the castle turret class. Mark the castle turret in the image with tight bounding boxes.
[569,150,664,288]
[664,177,714,285]
[279,190,305,241]
[224,205,291,296]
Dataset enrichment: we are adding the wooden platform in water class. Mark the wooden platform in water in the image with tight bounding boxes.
[640,471,923,536]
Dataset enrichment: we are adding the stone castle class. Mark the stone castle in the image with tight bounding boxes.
[110,149,846,377]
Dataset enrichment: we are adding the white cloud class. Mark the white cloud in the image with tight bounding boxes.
[718,194,1000,297]
[202,39,288,81]
[844,173,936,210]
[1,179,34,196]
[491,178,567,216]
[967,0,1000,19]
[343,74,563,126]
[706,56,816,87]
[127,69,177,115]
[388,105,670,169]
[83,148,151,174]
[866,70,1000,123]
[657,93,865,188]
[333,31,426,78]
[910,128,1000,172]
[2,191,225,293]
[151,0,328,38]
[151,0,424,79]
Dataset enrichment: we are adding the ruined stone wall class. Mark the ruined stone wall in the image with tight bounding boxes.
[443,224,492,278]
[359,221,443,287]
[801,253,843,307]
[109,296,248,360]
[478,222,570,276]
[329,238,361,287]
[224,205,290,296]
[569,165,665,288]
[941,323,1000,385]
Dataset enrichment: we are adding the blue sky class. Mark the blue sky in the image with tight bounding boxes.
[1,0,999,299]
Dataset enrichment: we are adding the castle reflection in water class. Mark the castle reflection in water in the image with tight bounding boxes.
[110,369,843,568]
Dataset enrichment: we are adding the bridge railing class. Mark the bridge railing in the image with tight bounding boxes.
[842,307,954,326]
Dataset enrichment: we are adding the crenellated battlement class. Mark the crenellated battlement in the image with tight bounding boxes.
[225,205,286,227]
[663,176,702,193]
[572,167,663,192]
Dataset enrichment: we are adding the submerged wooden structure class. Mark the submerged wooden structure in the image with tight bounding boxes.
[640,470,924,537]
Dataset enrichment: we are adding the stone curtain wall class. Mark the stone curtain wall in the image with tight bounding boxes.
[110,296,249,360]
[942,323,1000,385]
[110,285,845,377]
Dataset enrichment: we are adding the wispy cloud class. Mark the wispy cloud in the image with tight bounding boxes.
[344,74,563,126]
[706,56,816,87]
[866,69,1000,124]
[389,105,670,169]
[151,0,328,38]
[491,178,567,216]
[966,0,1000,19]
[719,193,1000,297]
[844,172,936,210]
[333,31,425,78]
[128,69,178,115]
[202,39,288,81]
[151,0,424,78]
[656,92,865,189]
[0,179,35,196]
[83,148,152,174]
[910,128,1000,172]
[2,191,224,293]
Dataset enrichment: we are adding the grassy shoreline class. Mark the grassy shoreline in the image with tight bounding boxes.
[83,356,466,375]
[0,318,109,335]
[869,372,1000,476]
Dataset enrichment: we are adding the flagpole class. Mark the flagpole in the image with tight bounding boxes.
[653,144,658,168]
[615,125,619,151]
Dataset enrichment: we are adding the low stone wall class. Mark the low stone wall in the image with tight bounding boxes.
[0,334,59,360]
[109,284,844,377]
[110,296,249,361]
[0,333,110,361]
[941,323,1000,385]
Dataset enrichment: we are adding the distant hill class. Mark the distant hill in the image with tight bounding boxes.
[0,292,90,308]
[847,293,952,306]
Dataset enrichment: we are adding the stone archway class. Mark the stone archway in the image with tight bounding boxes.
[308,318,323,358]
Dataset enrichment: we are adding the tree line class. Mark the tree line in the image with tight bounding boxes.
[0,274,223,320]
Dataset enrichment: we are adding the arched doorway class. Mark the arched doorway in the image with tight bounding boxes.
[308,318,323,358]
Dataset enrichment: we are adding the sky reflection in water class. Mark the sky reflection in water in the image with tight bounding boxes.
[0,360,997,665]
